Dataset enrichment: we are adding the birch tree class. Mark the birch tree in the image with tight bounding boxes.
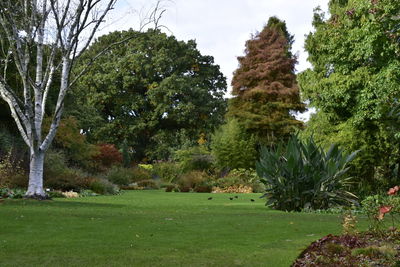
[0,0,117,198]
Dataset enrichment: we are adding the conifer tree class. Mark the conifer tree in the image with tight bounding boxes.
[228,17,305,145]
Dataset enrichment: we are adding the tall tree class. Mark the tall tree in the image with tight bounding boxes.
[0,0,117,198]
[228,17,305,145]
[73,29,227,161]
[299,0,400,193]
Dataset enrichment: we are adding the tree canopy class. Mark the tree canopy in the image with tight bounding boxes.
[73,29,227,161]
[228,17,305,145]
[299,0,400,193]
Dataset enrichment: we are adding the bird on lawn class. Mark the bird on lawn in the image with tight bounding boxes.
[229,197,234,200]
[234,196,238,199]
[208,197,213,200]
[250,199,255,202]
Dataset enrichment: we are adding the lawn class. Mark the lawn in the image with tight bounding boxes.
[0,191,359,266]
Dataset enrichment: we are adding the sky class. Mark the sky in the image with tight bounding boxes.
[101,0,330,121]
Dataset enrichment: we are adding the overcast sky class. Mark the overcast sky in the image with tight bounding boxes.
[102,0,330,120]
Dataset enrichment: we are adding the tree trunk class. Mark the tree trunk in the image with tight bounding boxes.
[25,151,47,199]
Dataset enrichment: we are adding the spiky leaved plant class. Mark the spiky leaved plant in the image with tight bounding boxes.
[256,135,358,211]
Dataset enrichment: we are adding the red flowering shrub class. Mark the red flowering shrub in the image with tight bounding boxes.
[362,185,400,233]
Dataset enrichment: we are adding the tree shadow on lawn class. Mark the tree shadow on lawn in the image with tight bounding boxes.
[1,199,126,209]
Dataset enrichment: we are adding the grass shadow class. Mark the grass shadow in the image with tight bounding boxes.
[1,199,126,209]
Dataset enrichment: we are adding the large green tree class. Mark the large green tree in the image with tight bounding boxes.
[73,29,227,161]
[299,0,400,193]
[228,17,305,145]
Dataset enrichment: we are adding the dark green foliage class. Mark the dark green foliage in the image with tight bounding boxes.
[211,119,257,170]
[74,29,227,161]
[121,139,131,168]
[256,135,358,211]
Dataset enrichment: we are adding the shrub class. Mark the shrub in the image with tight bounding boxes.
[89,179,119,195]
[131,167,152,182]
[45,116,99,169]
[177,171,210,191]
[193,184,213,193]
[92,144,122,171]
[0,151,27,188]
[211,119,257,170]
[152,162,181,183]
[78,190,98,197]
[44,150,96,191]
[361,186,400,233]
[212,185,253,194]
[174,146,213,172]
[105,166,133,186]
[213,169,265,193]
[256,135,359,211]
[136,179,159,189]
[45,168,93,192]
[0,188,25,199]
[165,184,179,192]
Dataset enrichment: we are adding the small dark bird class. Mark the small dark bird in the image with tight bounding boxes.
[208,197,213,200]
[229,197,234,200]
[234,196,238,199]
[250,199,255,202]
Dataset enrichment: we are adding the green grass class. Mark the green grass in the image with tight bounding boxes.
[0,191,359,266]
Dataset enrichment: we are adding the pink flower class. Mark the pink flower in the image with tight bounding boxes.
[377,205,392,220]
[387,186,399,195]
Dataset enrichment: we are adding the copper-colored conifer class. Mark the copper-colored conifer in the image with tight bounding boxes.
[228,17,305,144]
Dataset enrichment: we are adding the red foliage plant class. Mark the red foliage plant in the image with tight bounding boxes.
[92,144,122,170]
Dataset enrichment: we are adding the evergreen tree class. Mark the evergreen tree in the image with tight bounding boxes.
[228,17,305,145]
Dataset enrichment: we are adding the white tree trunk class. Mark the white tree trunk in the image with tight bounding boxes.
[25,151,46,199]
[0,0,118,199]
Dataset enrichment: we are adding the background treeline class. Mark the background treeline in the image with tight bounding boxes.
[1,0,399,210]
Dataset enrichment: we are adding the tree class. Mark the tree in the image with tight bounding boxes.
[0,0,117,198]
[228,17,305,145]
[73,29,227,161]
[298,0,400,193]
